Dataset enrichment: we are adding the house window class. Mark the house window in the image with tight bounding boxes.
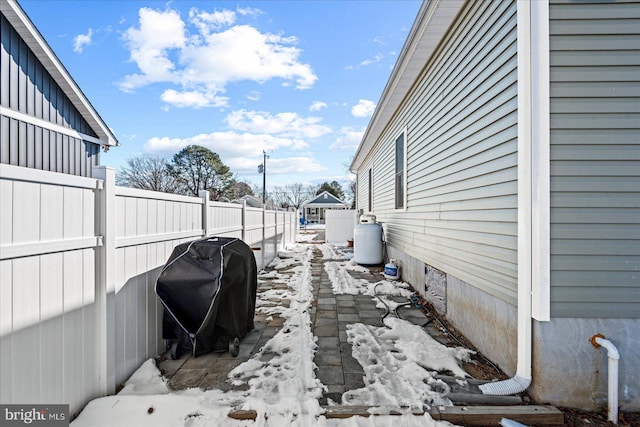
[395,130,406,209]
[368,168,373,212]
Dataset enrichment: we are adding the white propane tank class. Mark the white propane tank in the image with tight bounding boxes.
[384,259,400,280]
[353,216,383,265]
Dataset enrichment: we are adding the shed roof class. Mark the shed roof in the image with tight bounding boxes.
[350,0,464,171]
[0,0,118,147]
[303,191,348,207]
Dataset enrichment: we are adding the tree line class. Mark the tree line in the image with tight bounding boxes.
[117,145,353,208]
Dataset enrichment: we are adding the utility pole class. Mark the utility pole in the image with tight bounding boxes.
[259,150,269,205]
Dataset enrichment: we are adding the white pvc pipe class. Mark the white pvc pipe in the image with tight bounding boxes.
[592,335,619,424]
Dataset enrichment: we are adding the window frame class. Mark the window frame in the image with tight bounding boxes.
[394,128,407,210]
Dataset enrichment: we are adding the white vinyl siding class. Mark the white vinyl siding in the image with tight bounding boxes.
[549,0,640,318]
[364,0,519,304]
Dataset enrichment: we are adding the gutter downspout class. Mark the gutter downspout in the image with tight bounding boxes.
[591,334,620,424]
[481,0,550,396]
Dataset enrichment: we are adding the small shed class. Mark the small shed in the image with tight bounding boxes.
[301,191,349,224]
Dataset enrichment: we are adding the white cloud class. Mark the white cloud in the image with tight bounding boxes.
[118,6,317,102]
[236,6,263,17]
[181,25,316,90]
[330,127,364,151]
[120,8,186,92]
[360,53,383,66]
[230,156,326,175]
[189,8,236,35]
[226,110,331,139]
[160,89,228,108]
[246,91,261,101]
[351,99,376,118]
[346,53,384,70]
[73,28,93,53]
[144,131,324,175]
[145,131,307,157]
[309,101,327,112]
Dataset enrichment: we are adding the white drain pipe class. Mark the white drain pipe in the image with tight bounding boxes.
[591,334,619,424]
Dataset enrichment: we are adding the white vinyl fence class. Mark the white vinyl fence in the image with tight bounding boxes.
[0,164,297,416]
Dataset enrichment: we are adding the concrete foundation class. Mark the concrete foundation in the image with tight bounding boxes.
[531,318,640,411]
[385,245,640,411]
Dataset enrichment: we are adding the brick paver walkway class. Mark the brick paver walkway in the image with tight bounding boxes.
[157,229,457,403]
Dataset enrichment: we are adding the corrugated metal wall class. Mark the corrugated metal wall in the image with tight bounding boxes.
[549,0,640,318]
[0,13,100,176]
[359,0,519,305]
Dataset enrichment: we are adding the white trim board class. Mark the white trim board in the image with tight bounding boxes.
[0,106,106,147]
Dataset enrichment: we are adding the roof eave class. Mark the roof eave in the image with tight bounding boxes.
[1,0,118,147]
[350,0,465,172]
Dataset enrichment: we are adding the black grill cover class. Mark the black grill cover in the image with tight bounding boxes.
[155,237,257,358]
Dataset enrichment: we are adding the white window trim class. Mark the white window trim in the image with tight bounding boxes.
[395,127,408,211]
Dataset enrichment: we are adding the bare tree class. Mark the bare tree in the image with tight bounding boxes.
[348,179,356,208]
[271,185,290,209]
[230,181,254,199]
[116,155,178,193]
[271,183,316,209]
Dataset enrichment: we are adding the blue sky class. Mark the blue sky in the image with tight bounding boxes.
[20,0,421,192]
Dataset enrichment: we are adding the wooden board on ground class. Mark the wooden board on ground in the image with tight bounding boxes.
[228,405,565,425]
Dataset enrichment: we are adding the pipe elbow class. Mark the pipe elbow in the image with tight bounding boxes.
[591,334,620,360]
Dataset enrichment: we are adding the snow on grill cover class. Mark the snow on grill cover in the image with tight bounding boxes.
[155,237,257,358]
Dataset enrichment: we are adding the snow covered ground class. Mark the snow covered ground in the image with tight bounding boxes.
[71,238,467,426]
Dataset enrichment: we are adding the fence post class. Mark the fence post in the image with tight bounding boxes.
[93,166,116,396]
[261,206,266,269]
[274,208,279,252]
[199,190,209,237]
[241,199,247,242]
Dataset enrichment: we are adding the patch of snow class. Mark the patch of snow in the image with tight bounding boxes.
[344,260,369,273]
[269,256,299,271]
[296,232,318,242]
[71,242,462,427]
[317,243,340,260]
[342,318,472,410]
[257,271,285,280]
[118,359,169,396]
[324,261,370,294]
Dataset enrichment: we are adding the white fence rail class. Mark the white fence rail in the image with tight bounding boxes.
[0,164,297,415]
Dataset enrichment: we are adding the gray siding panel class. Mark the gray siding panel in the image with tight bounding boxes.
[549,0,640,318]
[360,0,519,304]
[0,13,100,177]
